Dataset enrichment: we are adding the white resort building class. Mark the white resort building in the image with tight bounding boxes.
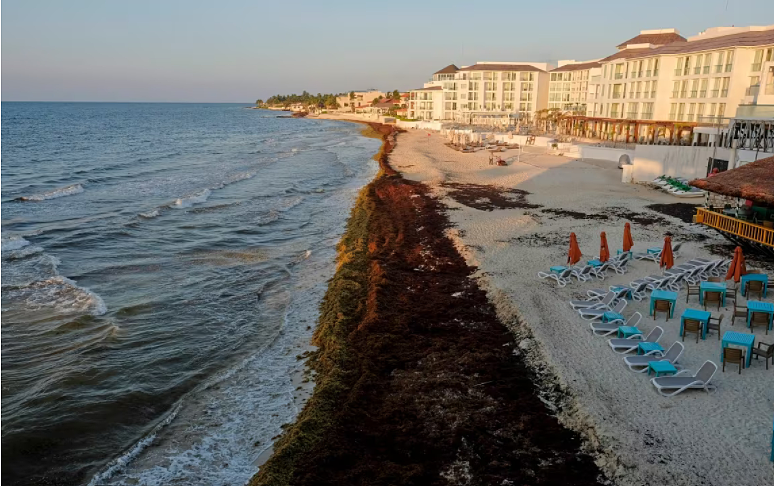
[407,62,552,125]
[548,60,602,113]
[567,25,774,143]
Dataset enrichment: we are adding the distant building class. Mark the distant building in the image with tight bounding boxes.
[407,62,553,125]
[548,60,602,113]
[336,90,387,112]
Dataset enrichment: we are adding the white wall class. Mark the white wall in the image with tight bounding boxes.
[630,145,733,182]
[577,145,635,163]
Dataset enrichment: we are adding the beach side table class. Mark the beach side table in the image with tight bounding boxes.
[616,249,632,260]
[618,326,642,338]
[721,331,755,368]
[741,273,769,298]
[610,285,632,299]
[699,281,727,307]
[681,308,712,340]
[646,247,661,255]
[602,311,625,323]
[587,259,603,268]
[647,361,677,377]
[650,290,677,318]
[746,301,774,330]
[550,265,567,275]
[638,342,664,355]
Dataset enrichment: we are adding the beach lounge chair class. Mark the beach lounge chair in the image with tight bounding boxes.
[683,266,706,285]
[585,286,631,302]
[571,291,615,310]
[537,268,573,287]
[570,265,595,282]
[596,281,648,301]
[608,326,663,354]
[667,273,686,292]
[624,341,684,372]
[590,311,642,336]
[592,260,616,279]
[651,361,718,397]
[610,257,629,275]
[580,299,627,321]
[633,250,660,263]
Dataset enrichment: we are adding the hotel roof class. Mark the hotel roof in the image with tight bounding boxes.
[458,63,545,72]
[616,32,686,48]
[411,86,443,91]
[551,61,601,72]
[433,64,459,74]
[690,156,774,205]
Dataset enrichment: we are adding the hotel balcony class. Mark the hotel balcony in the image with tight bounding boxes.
[625,112,638,119]
[645,70,652,77]
[711,89,719,97]
[699,90,707,97]
[745,85,760,96]
[671,90,679,98]
[725,64,733,72]
[721,89,728,97]
[614,73,623,79]
[610,111,620,118]
[752,62,762,71]
[694,67,702,75]
[690,90,697,98]
[674,69,682,76]
[611,93,623,99]
[641,113,654,120]
[703,66,710,74]
[715,65,723,73]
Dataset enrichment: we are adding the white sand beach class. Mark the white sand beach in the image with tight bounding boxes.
[390,128,774,486]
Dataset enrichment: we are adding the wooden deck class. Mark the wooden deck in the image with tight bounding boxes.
[695,208,774,248]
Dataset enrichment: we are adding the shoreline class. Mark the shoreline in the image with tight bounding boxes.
[250,122,605,485]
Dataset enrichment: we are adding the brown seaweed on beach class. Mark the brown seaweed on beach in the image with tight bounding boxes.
[441,183,542,211]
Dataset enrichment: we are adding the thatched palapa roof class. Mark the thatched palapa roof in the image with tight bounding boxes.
[689,156,774,205]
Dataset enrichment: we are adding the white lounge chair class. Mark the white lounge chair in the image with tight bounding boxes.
[537,268,573,287]
[608,326,663,354]
[592,260,616,280]
[580,299,627,321]
[684,266,706,285]
[650,360,718,397]
[624,341,684,372]
[570,265,595,282]
[647,275,676,291]
[610,257,629,275]
[591,311,643,336]
[571,291,615,310]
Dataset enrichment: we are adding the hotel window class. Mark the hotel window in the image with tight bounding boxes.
[690,79,698,98]
[672,81,680,98]
[519,102,531,111]
[669,103,677,120]
[643,81,650,98]
[503,92,515,101]
[469,102,479,110]
[720,77,730,97]
[470,72,482,80]
[468,91,479,101]
[707,103,716,119]
[483,72,494,81]
[520,92,532,101]
[683,56,692,76]
[717,103,726,118]
[687,103,695,121]
[642,102,654,119]
[711,77,721,97]
[503,72,517,81]
[469,81,479,91]
[610,103,620,117]
[614,64,624,79]
[696,103,705,121]
[699,78,708,98]
[680,80,688,98]
[703,53,712,74]
[675,57,684,76]
[485,101,496,110]
[503,102,514,110]
[603,65,608,79]
[628,83,635,98]
[419,102,426,109]
[651,80,657,98]
[653,58,659,76]
[749,76,761,95]
[460,93,467,100]
[725,50,734,72]
[752,49,764,71]
[767,48,774,62]
[460,84,467,90]
[484,82,498,91]
[520,72,534,81]
[627,102,638,119]
[677,103,685,120]
[550,73,558,81]
[503,82,516,91]
[645,58,653,77]
[713,51,724,73]
[521,82,533,91]
[485,92,496,101]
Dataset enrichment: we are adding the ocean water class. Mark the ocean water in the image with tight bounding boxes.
[1,103,380,485]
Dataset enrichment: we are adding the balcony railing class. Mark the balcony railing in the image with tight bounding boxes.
[635,92,641,98]
[611,93,622,99]
[685,114,695,121]
[680,91,687,98]
[591,75,601,83]
[640,113,654,120]
[715,65,723,73]
[746,85,760,96]
[694,67,702,75]
[699,90,707,97]
[668,113,677,120]
[696,208,774,248]
[645,70,652,77]
[752,62,762,71]
[651,91,657,98]
[671,90,679,98]
[703,66,710,74]
[654,69,659,76]
[674,69,682,76]
[711,89,719,97]
[690,90,697,98]
[614,73,623,79]
[626,112,638,119]
[721,89,728,97]
[610,111,620,118]
[725,64,733,72]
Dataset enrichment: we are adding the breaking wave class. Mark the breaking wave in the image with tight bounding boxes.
[2,276,107,316]
[2,235,31,251]
[19,184,84,201]
[172,189,211,209]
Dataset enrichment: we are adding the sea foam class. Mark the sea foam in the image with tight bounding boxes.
[20,184,85,201]
[172,189,211,209]
[2,235,31,251]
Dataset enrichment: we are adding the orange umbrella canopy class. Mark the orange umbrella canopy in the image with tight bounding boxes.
[725,246,747,283]
[623,223,634,252]
[659,236,674,269]
[599,232,610,263]
[568,232,582,265]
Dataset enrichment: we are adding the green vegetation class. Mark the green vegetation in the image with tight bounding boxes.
[260,91,341,109]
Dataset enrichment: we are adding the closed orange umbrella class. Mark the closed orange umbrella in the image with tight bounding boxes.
[599,232,610,263]
[623,222,634,252]
[568,232,582,265]
[725,246,747,283]
[659,236,674,270]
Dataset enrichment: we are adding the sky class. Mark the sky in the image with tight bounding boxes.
[3,0,774,102]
